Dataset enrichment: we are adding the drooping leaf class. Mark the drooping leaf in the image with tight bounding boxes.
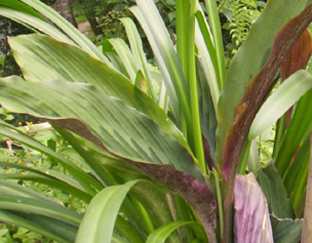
[0,181,79,241]
[0,77,199,177]
[0,120,102,195]
[0,210,77,243]
[55,130,180,239]
[0,161,92,202]
[0,0,109,63]
[234,173,274,243]
[0,0,38,16]
[0,8,74,45]
[8,34,189,152]
[0,194,81,226]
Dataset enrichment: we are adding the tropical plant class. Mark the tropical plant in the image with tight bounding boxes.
[0,0,312,243]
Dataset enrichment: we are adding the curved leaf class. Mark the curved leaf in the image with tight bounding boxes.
[0,0,109,63]
[0,77,199,177]
[146,221,195,243]
[222,3,312,180]
[76,180,139,243]
[0,195,81,225]
[0,161,92,201]
[0,7,74,45]
[218,0,310,157]
[0,210,77,243]
[0,120,102,194]
[250,70,312,139]
[8,34,189,150]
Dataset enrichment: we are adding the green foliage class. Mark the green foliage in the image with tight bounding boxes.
[0,1,312,243]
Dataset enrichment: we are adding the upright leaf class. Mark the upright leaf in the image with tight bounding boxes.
[131,0,191,128]
[218,0,310,158]
[222,3,312,180]
[76,180,139,243]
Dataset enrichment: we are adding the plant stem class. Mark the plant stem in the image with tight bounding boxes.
[222,178,234,243]
[238,141,251,174]
[213,169,224,240]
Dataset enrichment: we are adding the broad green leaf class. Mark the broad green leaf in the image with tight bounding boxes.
[218,0,309,157]
[53,128,185,239]
[0,210,77,243]
[53,130,161,238]
[8,34,189,150]
[0,77,200,177]
[271,217,303,243]
[76,180,139,243]
[257,164,293,218]
[250,70,312,139]
[146,221,195,243]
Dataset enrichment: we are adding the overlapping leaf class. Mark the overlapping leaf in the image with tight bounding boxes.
[0,76,199,177]
[218,0,310,158]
